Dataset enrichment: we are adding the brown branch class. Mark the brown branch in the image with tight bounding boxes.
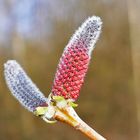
[54,106,106,140]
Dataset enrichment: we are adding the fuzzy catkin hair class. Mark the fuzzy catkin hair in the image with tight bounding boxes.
[4,60,48,112]
[51,16,102,100]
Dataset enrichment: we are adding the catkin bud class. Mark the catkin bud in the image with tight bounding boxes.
[4,60,48,112]
[52,16,102,100]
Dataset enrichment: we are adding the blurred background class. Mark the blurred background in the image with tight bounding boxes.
[0,0,140,140]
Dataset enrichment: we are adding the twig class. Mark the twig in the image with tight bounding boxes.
[54,106,106,140]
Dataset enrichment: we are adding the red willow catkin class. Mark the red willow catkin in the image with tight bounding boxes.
[51,16,102,100]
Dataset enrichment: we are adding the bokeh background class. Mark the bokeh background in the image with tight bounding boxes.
[0,0,140,140]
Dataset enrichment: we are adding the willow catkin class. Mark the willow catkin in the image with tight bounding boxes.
[51,16,102,100]
[4,60,48,112]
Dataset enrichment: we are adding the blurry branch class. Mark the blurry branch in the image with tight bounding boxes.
[12,32,26,61]
[12,32,36,137]
[4,1,35,136]
[127,0,140,139]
